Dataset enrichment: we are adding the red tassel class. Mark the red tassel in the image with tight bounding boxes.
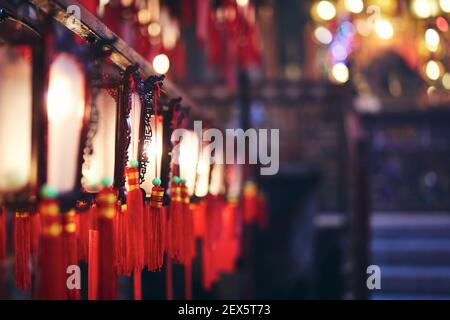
[62,210,80,299]
[146,184,166,271]
[192,201,206,239]
[114,203,129,275]
[13,211,31,291]
[97,187,118,300]
[168,180,184,263]
[0,207,6,263]
[181,183,196,265]
[133,270,141,300]
[125,166,145,273]
[30,213,40,255]
[38,198,65,300]
[88,229,99,300]
[242,181,258,224]
[77,206,91,262]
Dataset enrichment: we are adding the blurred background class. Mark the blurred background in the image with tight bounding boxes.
[156,0,450,300]
[3,0,450,300]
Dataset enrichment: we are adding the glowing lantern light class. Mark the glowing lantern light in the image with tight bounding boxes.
[316,1,336,21]
[314,26,333,45]
[425,28,440,52]
[46,53,86,194]
[194,142,212,198]
[236,0,249,7]
[331,63,350,83]
[148,22,161,37]
[411,0,439,19]
[440,0,450,12]
[442,73,450,89]
[344,0,364,14]
[0,46,32,194]
[82,89,117,192]
[153,54,170,75]
[177,130,200,196]
[425,60,441,80]
[375,19,394,40]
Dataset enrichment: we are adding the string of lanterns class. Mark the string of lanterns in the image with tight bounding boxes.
[0,1,267,300]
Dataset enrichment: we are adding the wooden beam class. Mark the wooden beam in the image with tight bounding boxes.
[28,0,202,114]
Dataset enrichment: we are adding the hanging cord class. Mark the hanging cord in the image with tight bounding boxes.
[154,82,161,178]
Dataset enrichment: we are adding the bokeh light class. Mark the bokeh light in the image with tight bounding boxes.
[375,19,394,40]
[152,54,170,74]
[316,1,336,21]
[314,26,333,45]
[344,0,364,14]
[425,60,441,80]
[331,63,350,83]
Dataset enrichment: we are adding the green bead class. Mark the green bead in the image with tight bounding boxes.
[129,159,139,168]
[172,176,180,184]
[152,177,161,186]
[102,177,113,187]
[180,178,187,184]
[40,185,58,199]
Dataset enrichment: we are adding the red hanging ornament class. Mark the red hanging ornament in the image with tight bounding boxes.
[88,229,99,300]
[38,188,65,300]
[146,178,166,271]
[167,176,183,263]
[180,179,195,300]
[0,207,6,264]
[114,202,127,275]
[62,210,80,299]
[13,211,31,291]
[97,182,118,300]
[125,161,145,299]
[76,201,91,262]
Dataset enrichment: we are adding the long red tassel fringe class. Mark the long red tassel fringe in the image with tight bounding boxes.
[146,184,166,271]
[125,166,145,275]
[14,211,31,291]
[0,207,6,264]
[97,187,118,300]
[38,198,65,300]
[63,210,80,299]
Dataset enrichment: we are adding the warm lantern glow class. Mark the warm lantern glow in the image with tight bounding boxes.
[82,89,117,191]
[153,54,170,75]
[331,63,350,83]
[128,92,142,165]
[440,0,450,12]
[442,73,450,89]
[194,144,212,198]
[375,19,394,40]
[209,150,225,196]
[344,0,364,14]
[425,28,440,52]
[411,0,439,19]
[236,0,249,7]
[141,115,163,195]
[148,22,161,37]
[0,46,32,192]
[425,60,441,80]
[47,53,85,194]
[178,130,200,196]
[316,1,336,21]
